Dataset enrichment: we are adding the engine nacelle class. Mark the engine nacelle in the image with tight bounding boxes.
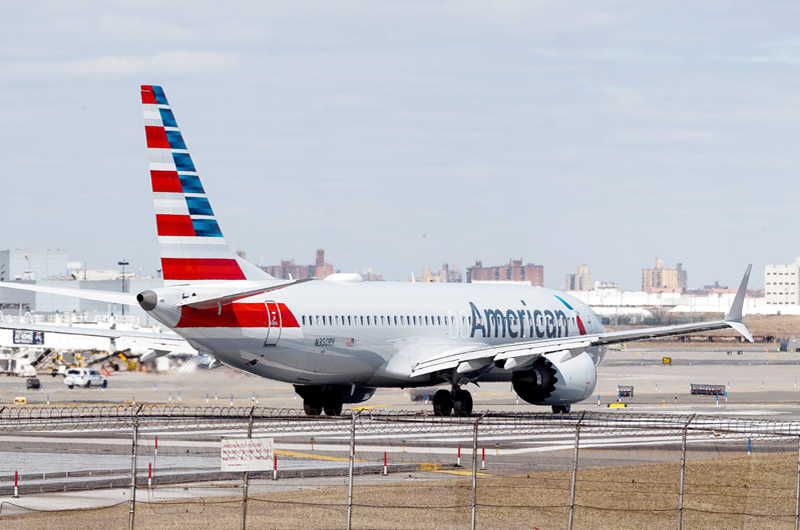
[512,351,597,406]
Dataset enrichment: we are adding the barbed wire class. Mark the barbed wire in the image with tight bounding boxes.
[2,406,800,439]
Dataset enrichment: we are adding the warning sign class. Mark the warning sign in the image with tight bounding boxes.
[221,437,274,472]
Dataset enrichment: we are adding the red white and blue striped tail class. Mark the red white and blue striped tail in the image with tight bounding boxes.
[141,85,273,285]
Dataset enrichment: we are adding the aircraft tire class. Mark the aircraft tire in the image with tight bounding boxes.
[551,404,571,414]
[453,389,473,417]
[303,398,323,416]
[323,391,343,416]
[433,389,452,416]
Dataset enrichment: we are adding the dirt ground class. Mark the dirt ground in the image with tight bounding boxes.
[5,451,800,529]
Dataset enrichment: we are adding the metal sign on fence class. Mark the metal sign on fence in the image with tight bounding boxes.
[12,330,44,345]
[221,437,274,472]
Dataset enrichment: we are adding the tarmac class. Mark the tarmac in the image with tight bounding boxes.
[3,342,800,517]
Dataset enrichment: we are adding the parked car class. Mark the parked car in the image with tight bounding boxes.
[26,378,41,390]
[64,368,107,389]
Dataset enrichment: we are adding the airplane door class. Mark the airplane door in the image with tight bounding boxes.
[458,309,469,338]
[264,301,282,347]
[448,310,459,339]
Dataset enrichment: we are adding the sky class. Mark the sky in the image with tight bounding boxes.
[1,1,799,290]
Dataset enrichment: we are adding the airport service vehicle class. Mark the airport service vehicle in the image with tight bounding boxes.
[0,85,754,416]
[64,368,107,389]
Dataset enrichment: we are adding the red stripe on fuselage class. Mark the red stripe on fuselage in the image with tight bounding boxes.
[151,170,183,193]
[161,258,246,281]
[176,302,299,328]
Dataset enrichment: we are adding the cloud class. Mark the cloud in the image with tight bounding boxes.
[0,50,236,81]
[531,48,680,63]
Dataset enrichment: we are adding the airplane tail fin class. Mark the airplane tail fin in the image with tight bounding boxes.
[140,85,273,285]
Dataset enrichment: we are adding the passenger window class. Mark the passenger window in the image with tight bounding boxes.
[360,316,365,325]
[437,316,442,325]
[425,316,429,325]
[400,316,405,325]
[394,316,398,325]
[381,316,385,325]
[335,316,340,325]
[302,316,306,325]
[413,316,417,325]
[367,316,371,325]
[322,316,327,325]
[316,316,321,325]
[348,316,352,326]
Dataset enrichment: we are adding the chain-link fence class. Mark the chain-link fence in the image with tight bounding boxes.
[2,406,800,529]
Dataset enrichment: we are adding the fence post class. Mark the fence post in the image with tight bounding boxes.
[471,412,488,530]
[567,411,586,530]
[677,414,696,530]
[129,405,143,530]
[240,407,255,530]
[795,436,800,530]
[346,411,358,530]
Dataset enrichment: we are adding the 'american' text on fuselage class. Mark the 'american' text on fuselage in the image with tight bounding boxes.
[469,301,572,339]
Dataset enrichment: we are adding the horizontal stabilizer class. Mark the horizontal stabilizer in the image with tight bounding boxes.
[0,282,137,305]
[174,278,316,309]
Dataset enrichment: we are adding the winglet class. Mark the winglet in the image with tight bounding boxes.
[725,264,751,322]
[725,264,753,342]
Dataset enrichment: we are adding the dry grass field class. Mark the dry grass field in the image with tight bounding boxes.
[6,450,800,529]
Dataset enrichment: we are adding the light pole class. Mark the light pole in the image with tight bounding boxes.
[118,260,129,317]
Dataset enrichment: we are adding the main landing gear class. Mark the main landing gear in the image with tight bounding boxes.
[552,404,571,414]
[433,387,473,417]
[300,388,343,417]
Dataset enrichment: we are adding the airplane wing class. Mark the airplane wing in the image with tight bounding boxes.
[411,265,754,378]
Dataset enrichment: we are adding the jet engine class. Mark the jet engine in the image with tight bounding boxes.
[512,351,597,405]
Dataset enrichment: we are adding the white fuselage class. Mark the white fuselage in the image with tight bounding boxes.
[144,276,606,388]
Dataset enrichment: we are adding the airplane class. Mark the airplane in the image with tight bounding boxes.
[0,85,754,417]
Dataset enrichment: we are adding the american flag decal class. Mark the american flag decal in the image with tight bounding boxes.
[346,338,355,347]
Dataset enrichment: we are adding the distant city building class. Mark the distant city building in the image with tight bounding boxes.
[260,249,334,280]
[704,281,735,294]
[594,281,618,290]
[410,263,463,283]
[565,264,593,291]
[0,249,68,282]
[466,259,543,287]
[641,258,687,293]
[765,258,800,305]
[360,268,384,281]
